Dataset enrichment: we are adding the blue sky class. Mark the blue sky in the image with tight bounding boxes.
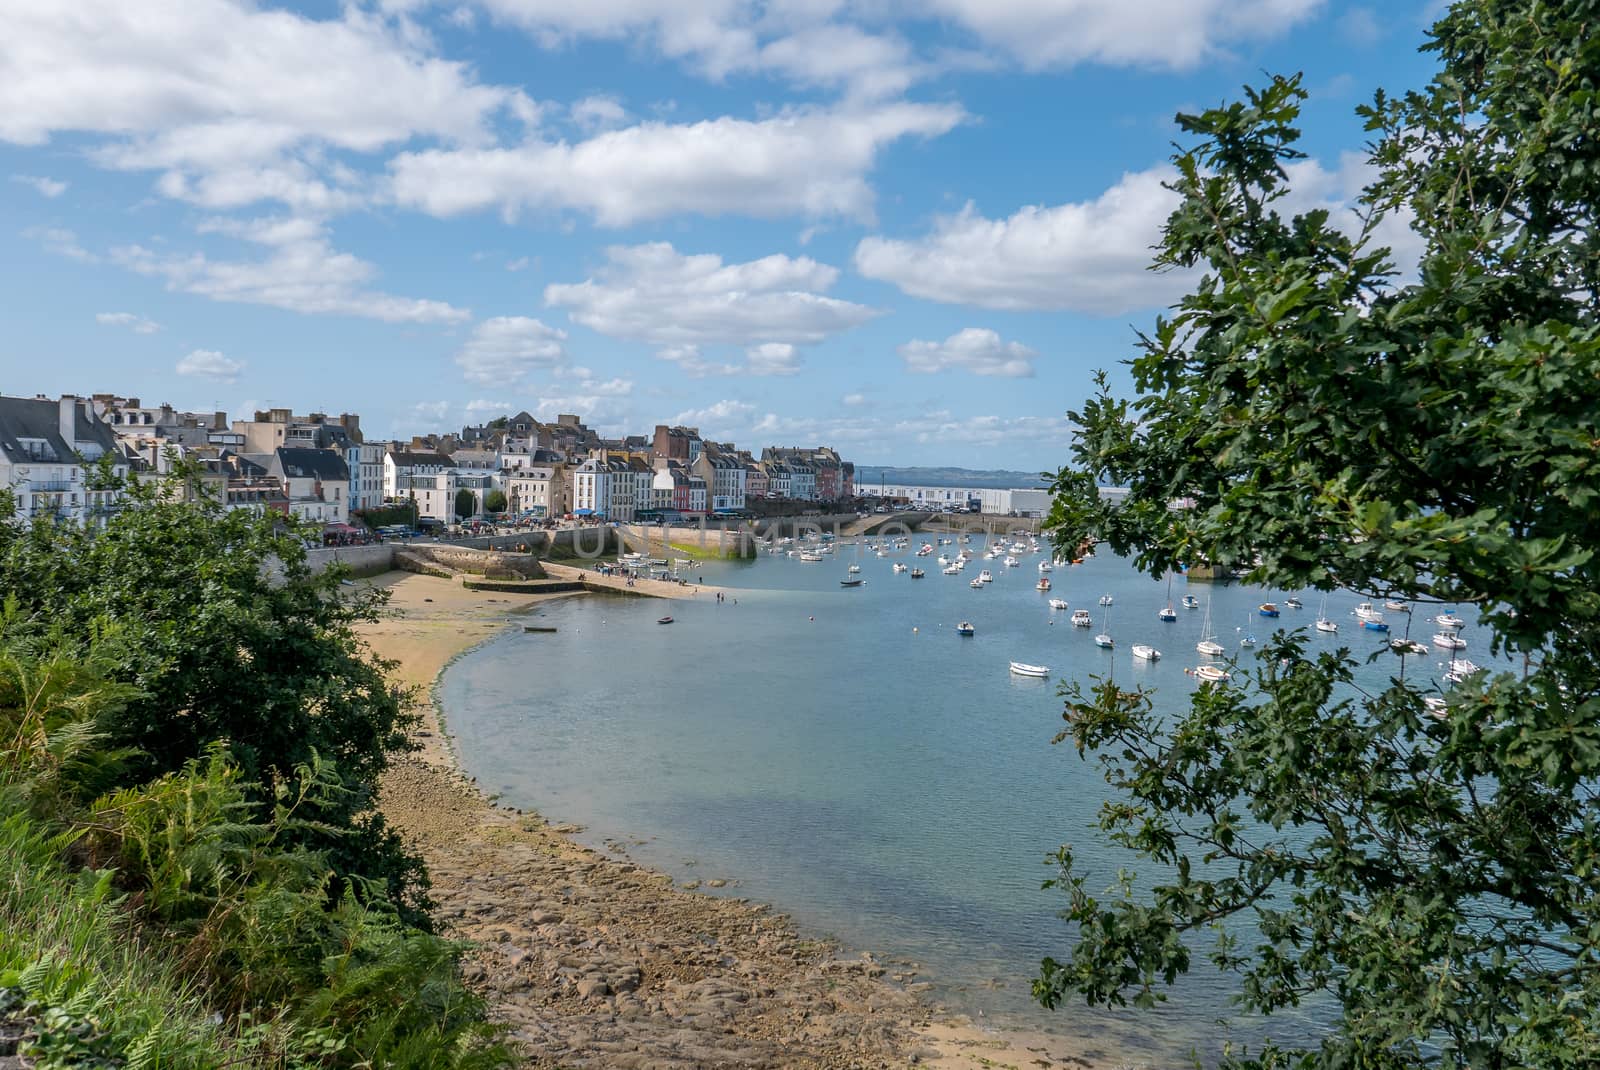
[2,0,1441,469]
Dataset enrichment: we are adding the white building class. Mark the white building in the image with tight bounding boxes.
[346,442,386,512]
[0,395,129,526]
[267,447,350,525]
[572,456,612,517]
[384,450,456,522]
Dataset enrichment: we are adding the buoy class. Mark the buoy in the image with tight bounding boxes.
[913,626,918,633]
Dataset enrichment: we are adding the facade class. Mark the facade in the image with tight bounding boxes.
[266,447,350,524]
[92,396,229,447]
[384,450,456,522]
[651,424,703,462]
[346,442,386,511]
[505,465,561,518]
[233,409,363,454]
[691,449,746,511]
[852,483,1055,516]
[0,394,129,526]
[744,462,768,500]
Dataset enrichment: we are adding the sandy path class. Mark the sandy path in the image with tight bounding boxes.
[362,571,1123,1070]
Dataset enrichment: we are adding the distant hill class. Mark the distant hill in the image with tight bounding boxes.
[855,466,1049,490]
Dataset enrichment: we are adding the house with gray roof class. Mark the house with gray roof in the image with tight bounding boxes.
[0,394,129,526]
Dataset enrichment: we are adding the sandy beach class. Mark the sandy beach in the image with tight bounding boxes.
[362,571,1124,1070]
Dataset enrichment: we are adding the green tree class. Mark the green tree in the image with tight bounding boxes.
[484,489,507,514]
[0,473,427,919]
[1037,2,1600,1066]
[455,488,476,519]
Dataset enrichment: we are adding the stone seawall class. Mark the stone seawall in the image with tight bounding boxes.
[305,543,395,576]
[616,524,755,559]
[396,543,546,580]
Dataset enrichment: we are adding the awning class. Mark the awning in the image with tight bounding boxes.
[573,508,595,515]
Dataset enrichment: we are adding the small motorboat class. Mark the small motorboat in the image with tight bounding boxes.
[1315,617,1339,633]
[799,552,823,562]
[978,570,994,583]
[1434,611,1465,628]
[942,565,961,575]
[1036,578,1052,591]
[848,564,861,573]
[1009,661,1050,678]
[893,562,908,573]
[1158,606,1177,622]
[1423,695,1449,718]
[1038,561,1052,573]
[657,616,674,625]
[1004,556,1020,568]
[956,621,975,636]
[1432,631,1467,649]
[1099,594,1114,606]
[1384,599,1410,613]
[1197,638,1226,657]
[1284,597,1303,609]
[1181,595,1200,610]
[1240,632,1257,648]
[970,578,984,588]
[840,578,865,587]
[1192,664,1229,683]
[1132,644,1161,661]
[1361,619,1390,632]
[1354,602,1383,622]
[1444,658,1482,683]
[1391,639,1429,656]
[910,568,925,579]
[1094,632,1114,649]
[1258,603,1280,618]
[1048,598,1069,610]
[1070,609,1093,627]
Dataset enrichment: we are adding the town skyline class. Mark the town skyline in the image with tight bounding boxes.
[3,1,1441,470]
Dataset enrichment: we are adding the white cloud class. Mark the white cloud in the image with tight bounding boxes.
[570,95,627,131]
[892,409,1071,449]
[453,316,568,383]
[11,174,66,197]
[841,392,867,406]
[388,102,962,226]
[176,348,246,382]
[505,256,530,272]
[111,216,470,323]
[899,327,1036,377]
[1,0,532,211]
[546,243,878,353]
[95,312,162,335]
[922,0,1320,70]
[855,165,1187,313]
[25,226,98,263]
[672,399,758,431]
[746,342,801,375]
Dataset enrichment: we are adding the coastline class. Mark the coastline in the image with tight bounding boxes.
[362,571,1123,1070]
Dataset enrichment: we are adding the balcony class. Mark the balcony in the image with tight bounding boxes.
[26,480,75,492]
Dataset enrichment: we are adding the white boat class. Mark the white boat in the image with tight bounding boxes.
[1004,556,1020,568]
[1036,578,1052,591]
[1432,632,1467,649]
[978,569,994,583]
[1391,639,1429,656]
[942,565,961,575]
[1315,594,1338,633]
[1434,611,1465,628]
[1071,609,1093,627]
[1384,599,1410,613]
[799,552,823,562]
[1038,561,1053,572]
[956,621,975,636]
[1099,594,1114,606]
[1192,664,1229,683]
[1444,658,1482,683]
[1181,595,1200,610]
[970,578,984,588]
[1048,598,1069,610]
[847,564,861,573]
[1196,598,1225,656]
[1354,602,1383,623]
[938,555,950,566]
[1094,606,1113,648]
[1009,661,1050,678]
[876,550,888,558]
[893,562,907,573]
[1132,644,1161,661]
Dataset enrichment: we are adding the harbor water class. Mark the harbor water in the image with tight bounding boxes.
[440,533,1493,1064]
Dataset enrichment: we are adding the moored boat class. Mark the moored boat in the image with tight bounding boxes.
[1354,602,1383,622]
[840,578,864,587]
[1391,639,1429,656]
[970,578,984,588]
[910,568,925,578]
[1048,598,1069,610]
[1181,595,1200,610]
[1036,578,1052,591]
[1071,609,1093,627]
[1434,611,1465,628]
[1099,594,1113,606]
[657,616,674,624]
[956,621,975,636]
[1384,599,1410,613]
[1258,602,1280,618]
[978,569,994,583]
[1009,661,1050,678]
[1432,631,1467,649]
[893,562,907,573]
[1132,644,1161,661]
[1192,664,1229,682]
[1361,618,1390,631]
[1284,597,1303,609]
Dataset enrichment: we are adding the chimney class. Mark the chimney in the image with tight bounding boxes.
[59,395,77,443]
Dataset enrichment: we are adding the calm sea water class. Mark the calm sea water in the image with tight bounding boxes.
[440,533,1493,1065]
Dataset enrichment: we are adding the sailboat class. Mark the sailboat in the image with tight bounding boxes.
[1315,593,1338,633]
[1158,570,1177,621]
[1239,611,1257,647]
[1196,598,1225,656]
[1094,606,1114,648]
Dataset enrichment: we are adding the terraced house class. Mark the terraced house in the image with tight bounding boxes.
[0,393,129,526]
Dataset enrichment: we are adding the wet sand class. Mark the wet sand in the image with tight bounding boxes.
[363,571,1134,1069]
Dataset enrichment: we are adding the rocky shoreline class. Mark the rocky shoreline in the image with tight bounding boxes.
[363,571,1118,1070]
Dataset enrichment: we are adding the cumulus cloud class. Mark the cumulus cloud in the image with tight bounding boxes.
[453,316,568,383]
[899,327,1036,377]
[672,399,758,433]
[25,226,98,263]
[95,312,162,334]
[570,95,627,131]
[546,242,877,351]
[855,165,1187,314]
[745,342,801,375]
[11,174,66,197]
[176,348,246,382]
[388,102,962,226]
[111,216,470,323]
[841,392,867,406]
